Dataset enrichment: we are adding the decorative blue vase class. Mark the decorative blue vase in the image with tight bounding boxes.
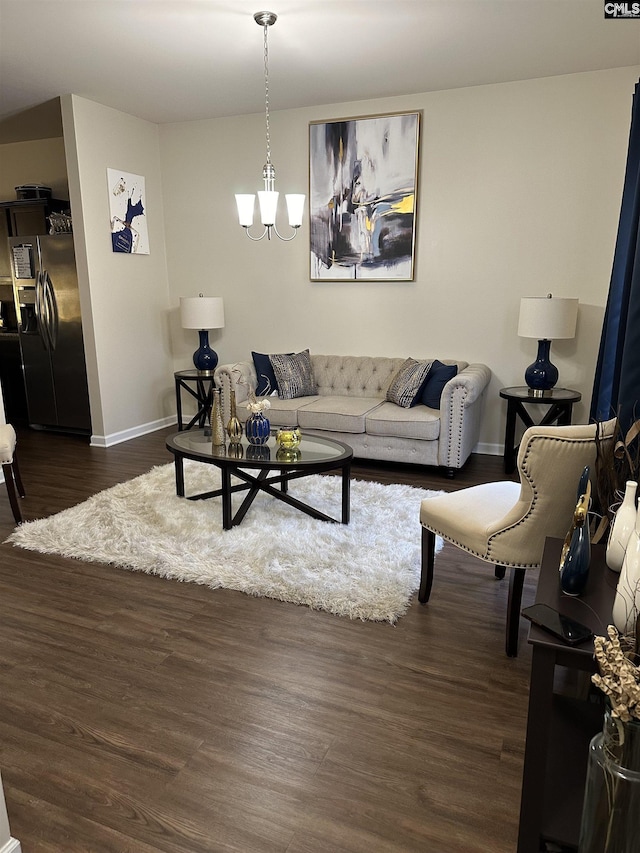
[524,339,558,393]
[246,444,271,461]
[245,412,270,446]
[560,523,591,596]
[192,330,218,372]
[559,466,592,596]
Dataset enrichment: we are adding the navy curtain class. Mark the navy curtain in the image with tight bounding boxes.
[590,79,640,432]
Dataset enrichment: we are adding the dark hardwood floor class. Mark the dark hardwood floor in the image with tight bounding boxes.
[0,426,535,853]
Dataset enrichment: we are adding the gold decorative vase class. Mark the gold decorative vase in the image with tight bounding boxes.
[276,427,302,451]
[227,442,244,460]
[276,446,301,463]
[210,388,226,447]
[226,388,243,444]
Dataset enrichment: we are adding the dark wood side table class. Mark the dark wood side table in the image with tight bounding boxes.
[174,369,216,431]
[500,386,582,474]
[517,538,617,853]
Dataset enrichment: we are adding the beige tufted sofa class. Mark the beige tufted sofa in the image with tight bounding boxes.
[215,354,491,476]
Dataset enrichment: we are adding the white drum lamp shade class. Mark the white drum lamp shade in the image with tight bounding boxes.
[180,296,225,331]
[518,296,578,341]
[180,295,225,371]
[518,295,578,394]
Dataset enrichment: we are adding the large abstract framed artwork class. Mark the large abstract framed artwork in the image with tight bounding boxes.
[309,111,420,281]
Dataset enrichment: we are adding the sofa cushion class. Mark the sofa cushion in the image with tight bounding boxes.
[298,396,383,433]
[366,402,441,441]
[386,358,434,408]
[270,350,318,399]
[239,396,320,428]
[252,351,294,396]
[421,360,458,409]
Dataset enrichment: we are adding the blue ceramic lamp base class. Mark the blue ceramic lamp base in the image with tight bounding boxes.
[524,338,558,396]
[192,330,218,372]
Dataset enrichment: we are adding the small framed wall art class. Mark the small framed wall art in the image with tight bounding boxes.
[107,168,150,254]
[309,111,420,281]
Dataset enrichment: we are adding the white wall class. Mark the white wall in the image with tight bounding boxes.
[61,95,174,444]
[0,137,67,200]
[160,66,640,453]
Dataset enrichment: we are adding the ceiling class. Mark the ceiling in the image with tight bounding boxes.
[0,0,639,129]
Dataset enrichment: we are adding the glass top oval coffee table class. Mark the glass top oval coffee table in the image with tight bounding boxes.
[165,429,353,530]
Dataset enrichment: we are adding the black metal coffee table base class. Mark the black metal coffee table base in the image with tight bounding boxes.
[166,430,353,530]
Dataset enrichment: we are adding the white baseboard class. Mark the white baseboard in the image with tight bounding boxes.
[15,423,502,457]
[90,415,176,448]
[0,837,22,853]
[474,442,502,457]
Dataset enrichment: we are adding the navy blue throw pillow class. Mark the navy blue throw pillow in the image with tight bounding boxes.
[252,351,293,396]
[421,360,458,409]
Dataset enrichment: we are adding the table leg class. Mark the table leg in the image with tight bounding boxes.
[175,378,184,431]
[174,455,185,497]
[196,378,214,430]
[517,645,557,853]
[504,400,518,474]
[558,403,573,426]
[221,468,233,530]
[342,462,351,524]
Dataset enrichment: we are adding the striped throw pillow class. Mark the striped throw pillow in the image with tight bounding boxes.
[386,358,434,408]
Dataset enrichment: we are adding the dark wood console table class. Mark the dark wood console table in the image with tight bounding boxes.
[500,386,581,474]
[517,538,617,853]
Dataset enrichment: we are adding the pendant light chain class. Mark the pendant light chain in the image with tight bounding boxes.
[263,19,271,168]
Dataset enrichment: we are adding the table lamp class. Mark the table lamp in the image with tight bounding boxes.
[518,294,578,396]
[180,294,225,371]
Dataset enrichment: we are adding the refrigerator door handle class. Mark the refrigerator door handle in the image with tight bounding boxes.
[34,270,50,350]
[42,270,58,350]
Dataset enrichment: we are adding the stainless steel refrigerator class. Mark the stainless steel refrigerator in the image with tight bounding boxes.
[9,234,91,433]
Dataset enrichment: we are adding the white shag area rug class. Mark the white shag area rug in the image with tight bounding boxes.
[6,462,443,623]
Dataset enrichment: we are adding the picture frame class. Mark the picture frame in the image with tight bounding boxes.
[309,111,420,281]
[107,168,150,255]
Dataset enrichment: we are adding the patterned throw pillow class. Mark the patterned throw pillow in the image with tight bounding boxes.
[269,350,318,400]
[251,351,295,396]
[386,358,434,408]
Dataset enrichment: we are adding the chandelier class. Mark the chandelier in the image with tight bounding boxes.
[235,11,305,241]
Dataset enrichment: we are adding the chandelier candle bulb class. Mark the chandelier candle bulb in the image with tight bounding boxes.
[286,194,305,228]
[258,190,278,226]
[236,195,255,227]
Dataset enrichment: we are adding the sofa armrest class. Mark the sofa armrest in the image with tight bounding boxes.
[215,361,257,424]
[438,363,491,470]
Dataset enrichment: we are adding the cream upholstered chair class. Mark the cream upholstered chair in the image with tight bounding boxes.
[0,424,25,524]
[418,418,617,657]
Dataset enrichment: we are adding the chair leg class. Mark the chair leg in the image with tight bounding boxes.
[11,450,25,498]
[3,462,23,524]
[505,567,526,658]
[495,565,506,580]
[419,527,436,603]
